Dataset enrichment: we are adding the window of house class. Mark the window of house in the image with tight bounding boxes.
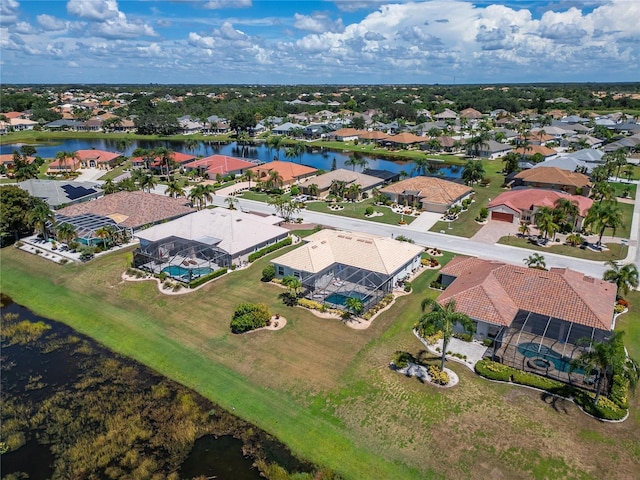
[277,266,284,276]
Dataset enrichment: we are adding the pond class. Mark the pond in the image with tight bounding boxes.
[0,295,318,479]
[0,138,464,178]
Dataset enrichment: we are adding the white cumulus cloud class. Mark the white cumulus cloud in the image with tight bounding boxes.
[37,14,68,31]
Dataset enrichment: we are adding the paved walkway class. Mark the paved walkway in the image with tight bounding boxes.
[414,330,488,371]
[74,168,106,183]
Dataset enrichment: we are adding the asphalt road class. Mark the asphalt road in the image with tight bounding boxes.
[206,194,640,280]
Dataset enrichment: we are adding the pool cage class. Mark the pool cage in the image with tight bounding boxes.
[300,262,391,311]
[133,235,230,283]
[487,309,613,391]
[54,213,132,246]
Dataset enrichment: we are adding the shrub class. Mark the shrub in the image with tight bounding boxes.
[248,237,293,262]
[78,246,95,261]
[475,359,512,382]
[453,332,473,342]
[404,281,412,292]
[365,206,374,216]
[392,351,413,369]
[297,298,324,310]
[188,268,227,289]
[479,207,489,220]
[59,258,69,265]
[614,304,626,314]
[230,302,271,334]
[617,298,629,308]
[609,374,629,409]
[158,272,168,282]
[261,264,276,282]
[430,280,443,290]
[428,365,450,385]
[482,338,493,347]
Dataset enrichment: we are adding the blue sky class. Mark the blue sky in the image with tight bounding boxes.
[1,0,638,84]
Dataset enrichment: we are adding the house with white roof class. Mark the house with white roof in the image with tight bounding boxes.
[134,209,289,282]
[270,229,423,311]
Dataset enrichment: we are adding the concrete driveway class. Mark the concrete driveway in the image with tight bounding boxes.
[75,168,105,183]
[471,220,520,244]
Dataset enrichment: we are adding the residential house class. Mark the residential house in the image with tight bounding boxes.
[184,155,257,179]
[133,209,289,279]
[248,160,317,187]
[18,179,103,209]
[272,122,304,135]
[298,169,385,199]
[271,229,424,311]
[477,140,513,159]
[75,149,122,170]
[436,256,615,384]
[513,166,592,195]
[380,176,473,213]
[488,188,592,227]
[512,145,558,161]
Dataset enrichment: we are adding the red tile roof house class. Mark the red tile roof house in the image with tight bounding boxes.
[380,176,473,213]
[248,161,317,187]
[47,156,83,174]
[488,188,592,229]
[75,150,122,170]
[0,154,36,175]
[183,155,257,179]
[436,257,616,384]
[130,152,196,172]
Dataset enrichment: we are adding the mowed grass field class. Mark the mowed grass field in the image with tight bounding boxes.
[2,246,640,479]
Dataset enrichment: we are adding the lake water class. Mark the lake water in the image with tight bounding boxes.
[0,138,463,178]
[0,295,313,479]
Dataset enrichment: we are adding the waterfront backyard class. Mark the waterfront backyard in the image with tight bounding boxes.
[2,246,640,479]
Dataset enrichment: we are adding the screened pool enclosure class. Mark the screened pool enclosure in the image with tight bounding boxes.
[133,235,230,283]
[487,310,613,391]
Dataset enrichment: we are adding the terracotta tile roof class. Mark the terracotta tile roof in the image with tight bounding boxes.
[0,154,35,165]
[460,108,483,119]
[48,157,82,171]
[384,132,426,144]
[359,130,388,140]
[513,145,557,157]
[514,166,591,189]
[488,188,592,216]
[439,257,615,330]
[149,151,196,166]
[332,128,366,137]
[380,176,472,206]
[57,191,194,229]
[186,155,256,176]
[298,168,383,192]
[75,149,121,164]
[248,161,317,184]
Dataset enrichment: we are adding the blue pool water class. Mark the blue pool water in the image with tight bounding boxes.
[324,291,368,306]
[517,342,573,373]
[162,266,213,278]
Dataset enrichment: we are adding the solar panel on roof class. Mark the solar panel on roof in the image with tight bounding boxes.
[61,184,99,200]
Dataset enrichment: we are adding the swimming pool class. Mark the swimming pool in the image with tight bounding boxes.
[324,291,369,306]
[517,342,573,372]
[162,265,213,278]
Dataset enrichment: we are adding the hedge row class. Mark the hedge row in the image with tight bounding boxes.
[188,268,228,289]
[248,237,293,262]
[475,359,627,421]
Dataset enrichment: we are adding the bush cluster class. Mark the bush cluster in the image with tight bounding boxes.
[248,238,292,262]
[362,294,394,320]
[230,302,271,334]
[453,332,473,342]
[392,351,414,369]
[428,365,450,385]
[188,268,227,288]
[475,359,627,420]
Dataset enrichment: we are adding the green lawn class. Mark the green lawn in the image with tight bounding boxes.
[304,198,416,225]
[496,236,628,261]
[430,159,506,237]
[610,181,637,200]
[2,247,639,479]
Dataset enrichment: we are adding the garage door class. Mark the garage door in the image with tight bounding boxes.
[491,211,514,222]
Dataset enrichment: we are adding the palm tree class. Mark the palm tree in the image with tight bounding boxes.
[102,178,118,195]
[266,135,285,160]
[524,253,546,270]
[165,178,185,198]
[94,226,111,249]
[225,195,239,210]
[201,184,216,207]
[293,142,306,163]
[518,223,530,238]
[140,174,157,193]
[534,206,558,242]
[623,164,634,183]
[189,184,205,210]
[154,147,175,176]
[570,332,638,406]
[244,169,256,188]
[184,138,200,155]
[566,233,583,246]
[285,147,297,164]
[461,160,485,185]
[265,170,284,191]
[345,297,364,318]
[417,298,475,371]
[306,183,319,199]
[591,181,614,204]
[603,261,639,298]
[553,197,580,231]
[329,179,347,199]
[346,183,362,202]
[27,200,55,240]
[502,153,520,175]
[584,201,623,247]
[55,222,77,245]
